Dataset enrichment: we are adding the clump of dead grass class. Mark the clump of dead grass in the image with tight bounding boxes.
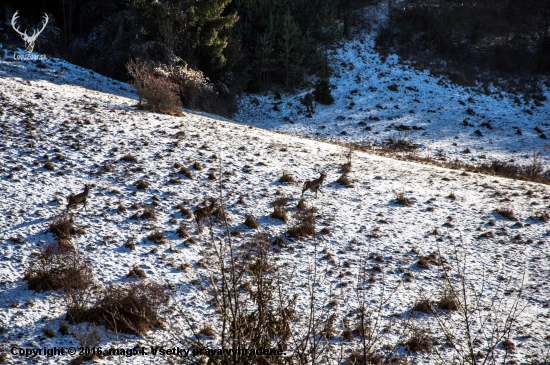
[287,209,316,239]
[278,171,296,184]
[395,192,413,206]
[244,214,260,229]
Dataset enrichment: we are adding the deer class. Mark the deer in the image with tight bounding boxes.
[303,91,315,113]
[66,185,91,212]
[12,11,49,53]
[301,171,327,198]
[194,198,217,231]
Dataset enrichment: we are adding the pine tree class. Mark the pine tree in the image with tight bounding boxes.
[188,0,238,72]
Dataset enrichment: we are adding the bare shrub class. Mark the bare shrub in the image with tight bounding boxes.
[297,198,307,210]
[50,215,74,240]
[278,171,296,184]
[287,209,316,239]
[244,214,260,229]
[126,59,182,116]
[66,281,169,336]
[24,248,93,292]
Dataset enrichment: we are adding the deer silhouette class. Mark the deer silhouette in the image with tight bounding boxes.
[302,171,326,198]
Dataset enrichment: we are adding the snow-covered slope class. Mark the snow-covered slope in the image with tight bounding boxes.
[0,49,549,364]
[236,34,550,168]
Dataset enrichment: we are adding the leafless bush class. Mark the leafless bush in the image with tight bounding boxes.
[425,239,526,363]
[24,246,93,293]
[50,215,74,240]
[126,59,182,116]
[66,281,169,336]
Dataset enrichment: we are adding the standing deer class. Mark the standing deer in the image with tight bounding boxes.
[303,91,315,113]
[302,171,327,198]
[12,11,49,53]
[66,185,91,212]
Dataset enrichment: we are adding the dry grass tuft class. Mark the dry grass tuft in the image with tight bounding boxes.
[43,327,56,338]
[199,326,216,338]
[127,266,147,279]
[134,180,149,190]
[297,198,307,210]
[140,208,156,220]
[412,300,433,313]
[44,161,55,170]
[176,204,193,217]
[244,214,260,229]
[501,338,516,351]
[395,192,413,206]
[494,207,517,220]
[178,167,194,179]
[192,161,204,170]
[341,162,352,173]
[320,227,331,234]
[120,154,138,163]
[147,230,166,244]
[278,171,296,184]
[336,173,354,187]
[405,332,433,352]
[50,215,74,240]
[176,225,190,238]
[271,207,289,222]
[287,209,316,239]
[438,293,460,311]
[59,322,69,335]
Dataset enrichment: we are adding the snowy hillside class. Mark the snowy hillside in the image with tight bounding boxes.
[0,49,549,364]
[236,33,550,168]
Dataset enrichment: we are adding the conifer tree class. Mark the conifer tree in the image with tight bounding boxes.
[188,0,239,72]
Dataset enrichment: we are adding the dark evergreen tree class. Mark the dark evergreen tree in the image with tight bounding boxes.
[188,0,238,73]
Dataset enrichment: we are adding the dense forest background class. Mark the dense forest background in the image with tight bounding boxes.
[1,0,549,114]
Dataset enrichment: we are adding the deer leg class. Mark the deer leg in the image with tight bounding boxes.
[318,188,324,195]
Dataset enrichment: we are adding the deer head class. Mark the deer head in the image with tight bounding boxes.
[12,11,49,53]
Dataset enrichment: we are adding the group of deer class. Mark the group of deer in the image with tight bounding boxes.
[62,171,326,225]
